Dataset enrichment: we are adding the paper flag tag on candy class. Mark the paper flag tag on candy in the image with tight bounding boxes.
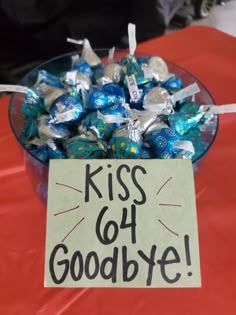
[170,83,200,104]
[128,23,137,56]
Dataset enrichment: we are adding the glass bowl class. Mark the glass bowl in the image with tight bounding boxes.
[8,50,218,203]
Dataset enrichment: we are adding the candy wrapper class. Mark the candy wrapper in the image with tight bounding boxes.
[80,102,129,141]
[67,38,102,67]
[72,60,93,78]
[143,118,169,144]
[36,83,65,112]
[49,94,85,124]
[80,112,117,141]
[30,139,65,162]
[109,136,141,159]
[139,56,170,83]
[60,70,92,92]
[80,39,102,67]
[149,127,179,159]
[143,87,173,114]
[148,127,195,159]
[22,89,46,118]
[88,84,125,111]
[168,110,205,135]
[65,136,107,159]
[140,147,155,159]
[127,81,154,110]
[38,115,70,141]
[125,54,150,86]
[47,140,66,159]
[162,75,183,90]
[129,109,157,133]
[35,70,63,88]
[20,117,39,144]
[103,63,125,84]
[109,122,142,159]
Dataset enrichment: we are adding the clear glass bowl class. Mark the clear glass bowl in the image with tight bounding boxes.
[8,50,218,203]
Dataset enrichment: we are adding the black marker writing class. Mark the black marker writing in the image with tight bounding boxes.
[157,247,181,284]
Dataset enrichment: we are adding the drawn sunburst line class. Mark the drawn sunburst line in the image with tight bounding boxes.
[159,203,181,207]
[158,219,179,237]
[56,182,83,193]
[156,176,172,196]
[62,217,85,243]
[54,204,80,216]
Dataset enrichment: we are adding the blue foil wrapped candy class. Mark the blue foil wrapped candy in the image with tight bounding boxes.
[162,75,183,90]
[125,55,151,86]
[29,140,65,162]
[140,147,155,159]
[102,83,125,99]
[65,136,107,159]
[178,101,200,115]
[108,124,142,159]
[46,140,66,159]
[82,112,117,141]
[38,115,71,141]
[20,117,39,145]
[149,127,180,159]
[102,103,128,117]
[168,111,205,135]
[22,89,46,118]
[30,144,49,163]
[36,83,66,112]
[168,101,204,135]
[136,56,152,65]
[92,64,104,85]
[72,60,93,78]
[127,81,154,110]
[49,94,85,124]
[88,84,125,111]
[109,136,141,159]
[35,70,63,88]
[60,70,92,92]
[182,127,208,161]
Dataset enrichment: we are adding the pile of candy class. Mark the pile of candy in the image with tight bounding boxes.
[20,34,215,164]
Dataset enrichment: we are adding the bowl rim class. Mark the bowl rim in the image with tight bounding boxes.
[8,50,219,167]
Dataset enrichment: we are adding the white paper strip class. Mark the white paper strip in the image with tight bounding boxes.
[0,84,29,94]
[97,111,130,124]
[126,75,140,102]
[200,104,236,114]
[71,54,80,68]
[67,37,84,45]
[128,23,137,56]
[108,46,115,64]
[170,83,200,104]
[54,109,77,123]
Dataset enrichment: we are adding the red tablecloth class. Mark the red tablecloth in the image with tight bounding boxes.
[1,26,236,314]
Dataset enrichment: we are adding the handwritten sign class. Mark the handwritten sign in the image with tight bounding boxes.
[44,159,201,288]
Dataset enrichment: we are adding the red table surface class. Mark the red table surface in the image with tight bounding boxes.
[1,26,236,314]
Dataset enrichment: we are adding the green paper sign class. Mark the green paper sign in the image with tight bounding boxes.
[45,159,201,288]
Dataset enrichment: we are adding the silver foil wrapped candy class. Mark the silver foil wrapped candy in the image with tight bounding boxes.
[143,87,174,115]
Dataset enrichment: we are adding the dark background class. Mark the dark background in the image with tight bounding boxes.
[0,0,184,83]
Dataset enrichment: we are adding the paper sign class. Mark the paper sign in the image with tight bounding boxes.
[45,159,201,288]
